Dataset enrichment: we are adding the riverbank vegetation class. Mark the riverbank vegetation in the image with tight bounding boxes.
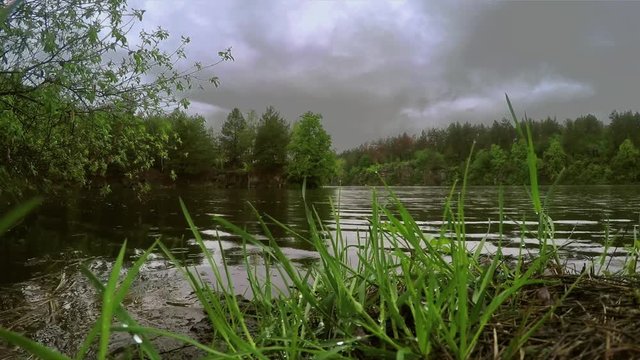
[2,97,640,359]
[339,111,640,186]
[0,0,226,198]
[138,107,337,189]
[0,0,337,199]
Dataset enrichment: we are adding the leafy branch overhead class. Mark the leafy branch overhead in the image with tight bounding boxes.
[0,0,232,194]
[1,0,231,112]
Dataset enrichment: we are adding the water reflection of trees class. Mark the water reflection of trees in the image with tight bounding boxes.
[215,187,337,252]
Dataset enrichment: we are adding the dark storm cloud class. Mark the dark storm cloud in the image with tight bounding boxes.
[135,1,640,150]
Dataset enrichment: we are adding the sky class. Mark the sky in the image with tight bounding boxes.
[134,0,640,151]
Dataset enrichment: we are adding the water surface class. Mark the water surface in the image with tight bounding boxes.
[2,185,639,286]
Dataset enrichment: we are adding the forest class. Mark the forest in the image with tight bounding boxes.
[1,104,337,195]
[140,107,337,189]
[0,0,336,198]
[339,112,640,186]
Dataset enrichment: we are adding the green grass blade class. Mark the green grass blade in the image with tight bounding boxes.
[158,242,244,354]
[0,197,42,235]
[505,93,541,214]
[97,240,128,359]
[74,321,100,360]
[503,273,585,358]
[114,240,158,308]
[80,266,160,359]
[110,325,237,358]
[0,328,71,360]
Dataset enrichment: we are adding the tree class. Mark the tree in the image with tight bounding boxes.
[468,144,508,185]
[506,141,529,184]
[412,149,445,185]
[489,144,508,184]
[443,122,477,162]
[161,111,218,178]
[287,112,336,187]
[468,149,492,184]
[220,108,252,169]
[530,117,562,153]
[245,109,259,131]
[0,0,231,196]
[542,135,567,182]
[253,106,290,175]
[611,139,640,183]
[562,115,604,158]
[609,111,640,154]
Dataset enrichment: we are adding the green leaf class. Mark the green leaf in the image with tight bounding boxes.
[88,26,98,44]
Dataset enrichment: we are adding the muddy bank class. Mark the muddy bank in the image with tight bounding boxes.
[482,274,640,359]
[0,257,218,359]
[3,253,640,359]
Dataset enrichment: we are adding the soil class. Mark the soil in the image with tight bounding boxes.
[2,259,640,359]
[0,258,218,359]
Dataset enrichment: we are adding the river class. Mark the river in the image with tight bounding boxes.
[2,185,640,286]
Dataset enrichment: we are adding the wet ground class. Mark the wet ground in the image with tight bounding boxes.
[0,256,218,359]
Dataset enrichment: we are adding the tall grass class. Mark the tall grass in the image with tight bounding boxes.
[0,98,601,359]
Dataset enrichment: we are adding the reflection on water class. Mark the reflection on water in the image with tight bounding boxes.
[333,186,639,266]
[2,185,640,286]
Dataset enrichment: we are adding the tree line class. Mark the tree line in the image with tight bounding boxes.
[339,112,640,186]
[0,0,338,198]
[144,107,337,189]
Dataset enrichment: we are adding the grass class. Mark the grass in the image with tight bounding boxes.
[1,98,640,359]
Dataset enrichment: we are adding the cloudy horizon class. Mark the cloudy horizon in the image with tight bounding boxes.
[135,0,640,151]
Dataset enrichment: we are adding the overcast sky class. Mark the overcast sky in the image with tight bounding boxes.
[135,0,640,151]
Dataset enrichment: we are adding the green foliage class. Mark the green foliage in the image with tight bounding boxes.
[161,111,218,178]
[0,0,21,24]
[0,0,231,195]
[527,117,562,154]
[468,148,492,184]
[339,107,640,186]
[443,122,478,162]
[505,140,529,184]
[488,144,508,183]
[609,111,640,154]
[220,108,253,169]
[563,160,611,185]
[542,135,567,182]
[469,145,509,185]
[488,119,516,150]
[562,115,604,159]
[287,111,336,187]
[611,139,640,183]
[253,106,290,175]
